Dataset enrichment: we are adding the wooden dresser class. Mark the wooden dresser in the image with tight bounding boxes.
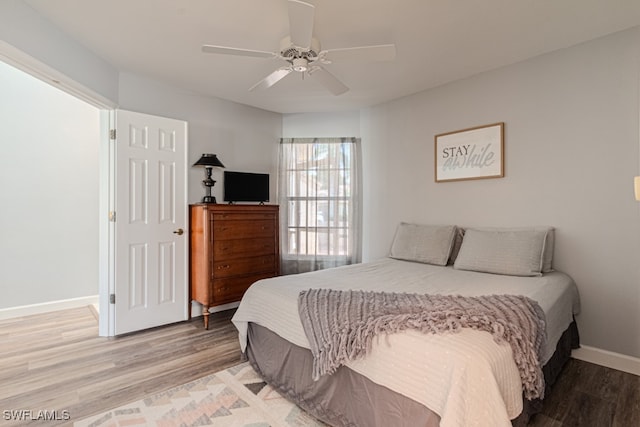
[189,204,279,328]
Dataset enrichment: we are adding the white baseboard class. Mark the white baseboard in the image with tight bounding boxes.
[209,301,240,313]
[0,295,99,321]
[572,345,640,376]
[190,300,240,317]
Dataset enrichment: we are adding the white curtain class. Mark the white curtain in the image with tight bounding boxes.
[278,137,361,275]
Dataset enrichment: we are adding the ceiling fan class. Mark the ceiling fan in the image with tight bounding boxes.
[201,0,396,95]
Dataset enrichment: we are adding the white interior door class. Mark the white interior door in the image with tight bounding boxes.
[114,109,188,335]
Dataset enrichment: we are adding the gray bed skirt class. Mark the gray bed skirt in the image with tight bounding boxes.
[246,320,579,427]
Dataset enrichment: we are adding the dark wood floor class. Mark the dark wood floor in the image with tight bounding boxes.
[529,357,640,427]
[0,306,637,427]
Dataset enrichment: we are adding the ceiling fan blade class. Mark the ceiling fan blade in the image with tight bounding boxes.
[323,44,396,62]
[202,45,276,58]
[288,0,315,49]
[249,67,293,91]
[309,67,349,95]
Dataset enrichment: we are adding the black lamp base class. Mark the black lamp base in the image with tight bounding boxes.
[202,195,217,204]
[201,167,217,204]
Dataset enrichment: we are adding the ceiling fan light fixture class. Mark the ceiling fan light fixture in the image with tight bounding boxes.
[292,58,308,72]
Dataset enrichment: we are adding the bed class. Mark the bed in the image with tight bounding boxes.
[231,224,581,427]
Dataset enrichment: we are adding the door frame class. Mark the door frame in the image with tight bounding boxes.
[98,110,116,336]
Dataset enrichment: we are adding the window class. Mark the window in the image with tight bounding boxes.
[278,137,361,274]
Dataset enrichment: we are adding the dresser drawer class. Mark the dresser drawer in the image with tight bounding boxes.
[211,212,276,221]
[213,237,275,259]
[211,272,275,304]
[212,219,275,240]
[212,254,276,278]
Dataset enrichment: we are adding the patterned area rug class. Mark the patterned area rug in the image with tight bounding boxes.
[75,362,327,427]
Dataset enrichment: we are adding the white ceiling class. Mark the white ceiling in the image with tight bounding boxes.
[25,0,640,114]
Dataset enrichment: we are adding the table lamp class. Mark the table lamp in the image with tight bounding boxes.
[193,154,225,203]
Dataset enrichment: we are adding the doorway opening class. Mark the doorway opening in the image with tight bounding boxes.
[0,59,102,328]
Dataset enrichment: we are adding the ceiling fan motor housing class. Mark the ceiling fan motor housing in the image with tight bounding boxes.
[280,36,321,61]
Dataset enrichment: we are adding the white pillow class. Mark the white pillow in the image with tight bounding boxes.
[453,228,549,276]
[389,223,457,266]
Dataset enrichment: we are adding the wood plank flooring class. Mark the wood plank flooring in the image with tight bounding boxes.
[0,306,241,426]
[0,306,637,427]
[529,358,640,427]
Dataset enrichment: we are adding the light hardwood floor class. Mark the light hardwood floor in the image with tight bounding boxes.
[0,306,241,426]
[0,306,637,426]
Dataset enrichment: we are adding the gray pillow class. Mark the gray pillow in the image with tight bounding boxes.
[453,228,549,276]
[472,226,555,272]
[389,223,457,266]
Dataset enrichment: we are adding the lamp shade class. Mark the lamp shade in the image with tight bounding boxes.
[193,153,225,168]
[634,176,640,201]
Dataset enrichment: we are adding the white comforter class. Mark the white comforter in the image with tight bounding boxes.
[231,258,580,427]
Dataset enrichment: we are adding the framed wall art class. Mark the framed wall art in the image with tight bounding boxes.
[434,122,504,182]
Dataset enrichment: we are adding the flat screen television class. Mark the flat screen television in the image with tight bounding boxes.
[223,171,270,203]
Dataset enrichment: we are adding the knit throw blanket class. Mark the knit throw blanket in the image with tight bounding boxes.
[298,289,547,400]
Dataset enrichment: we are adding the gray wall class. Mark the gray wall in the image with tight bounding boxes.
[0,61,100,309]
[118,73,282,205]
[359,27,640,359]
[283,111,361,138]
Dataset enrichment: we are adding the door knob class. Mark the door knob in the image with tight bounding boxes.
[173,228,184,235]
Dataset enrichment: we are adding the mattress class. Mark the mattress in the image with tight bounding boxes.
[232,258,581,426]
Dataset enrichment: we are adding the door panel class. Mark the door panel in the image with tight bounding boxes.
[114,109,188,335]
